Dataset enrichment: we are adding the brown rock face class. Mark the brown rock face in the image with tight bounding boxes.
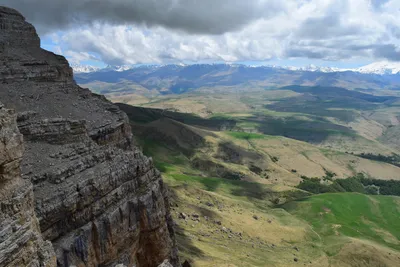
[0,103,56,267]
[0,6,179,267]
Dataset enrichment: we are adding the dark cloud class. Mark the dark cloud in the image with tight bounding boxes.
[296,12,361,39]
[285,48,326,59]
[2,0,285,34]
[287,43,400,62]
[373,44,400,61]
[299,40,375,52]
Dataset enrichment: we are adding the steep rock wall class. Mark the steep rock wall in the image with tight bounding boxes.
[0,103,56,267]
[0,6,179,267]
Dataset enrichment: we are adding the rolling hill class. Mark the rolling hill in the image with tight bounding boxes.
[104,73,400,266]
[118,103,400,183]
[117,103,400,266]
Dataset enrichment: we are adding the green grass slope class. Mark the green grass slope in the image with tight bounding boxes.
[284,193,400,250]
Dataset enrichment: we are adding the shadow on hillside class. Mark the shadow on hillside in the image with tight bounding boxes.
[174,224,205,258]
[230,182,276,201]
[254,115,357,144]
[198,178,222,192]
[117,103,237,130]
[215,141,263,164]
[194,174,279,204]
[168,187,205,258]
[119,100,359,147]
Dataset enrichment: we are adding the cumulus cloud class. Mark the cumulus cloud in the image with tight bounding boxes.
[4,0,400,64]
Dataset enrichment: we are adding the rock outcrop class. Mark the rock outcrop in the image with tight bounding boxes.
[0,6,179,267]
[0,103,56,267]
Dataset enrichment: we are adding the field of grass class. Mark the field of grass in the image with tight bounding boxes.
[161,159,325,266]
[162,163,307,206]
[284,193,400,250]
[227,131,266,140]
[165,162,400,266]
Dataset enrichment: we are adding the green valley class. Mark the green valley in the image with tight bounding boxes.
[115,85,400,266]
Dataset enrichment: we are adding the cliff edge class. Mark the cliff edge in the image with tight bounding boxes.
[0,6,179,267]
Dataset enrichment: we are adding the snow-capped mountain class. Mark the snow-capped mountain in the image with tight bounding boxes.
[73,62,400,92]
[72,64,134,73]
[71,62,400,76]
[283,64,350,73]
[71,64,100,73]
[257,62,400,75]
[101,65,133,72]
[354,61,400,75]
[286,62,400,75]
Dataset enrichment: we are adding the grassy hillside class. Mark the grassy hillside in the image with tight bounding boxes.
[118,104,400,182]
[170,181,400,266]
[114,85,400,156]
[114,88,400,266]
[164,159,400,266]
[166,172,322,267]
[284,193,400,250]
[159,154,400,266]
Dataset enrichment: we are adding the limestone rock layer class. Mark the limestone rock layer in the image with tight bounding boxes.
[0,6,179,267]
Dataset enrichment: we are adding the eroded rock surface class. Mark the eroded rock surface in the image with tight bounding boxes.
[0,6,179,267]
[0,103,56,267]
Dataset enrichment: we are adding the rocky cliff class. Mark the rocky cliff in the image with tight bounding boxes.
[0,103,56,267]
[0,6,179,267]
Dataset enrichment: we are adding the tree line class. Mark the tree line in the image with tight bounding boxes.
[297,173,400,196]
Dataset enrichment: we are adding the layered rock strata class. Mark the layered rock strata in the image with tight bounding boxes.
[0,6,179,267]
[0,103,56,267]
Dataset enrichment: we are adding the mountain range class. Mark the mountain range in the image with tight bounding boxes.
[70,63,136,73]
[74,62,400,95]
[73,61,400,75]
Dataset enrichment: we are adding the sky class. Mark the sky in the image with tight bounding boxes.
[3,0,400,68]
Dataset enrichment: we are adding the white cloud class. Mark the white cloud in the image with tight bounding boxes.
[64,51,101,65]
[39,0,400,65]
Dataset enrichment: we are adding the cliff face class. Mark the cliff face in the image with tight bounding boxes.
[0,103,56,267]
[0,6,179,267]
